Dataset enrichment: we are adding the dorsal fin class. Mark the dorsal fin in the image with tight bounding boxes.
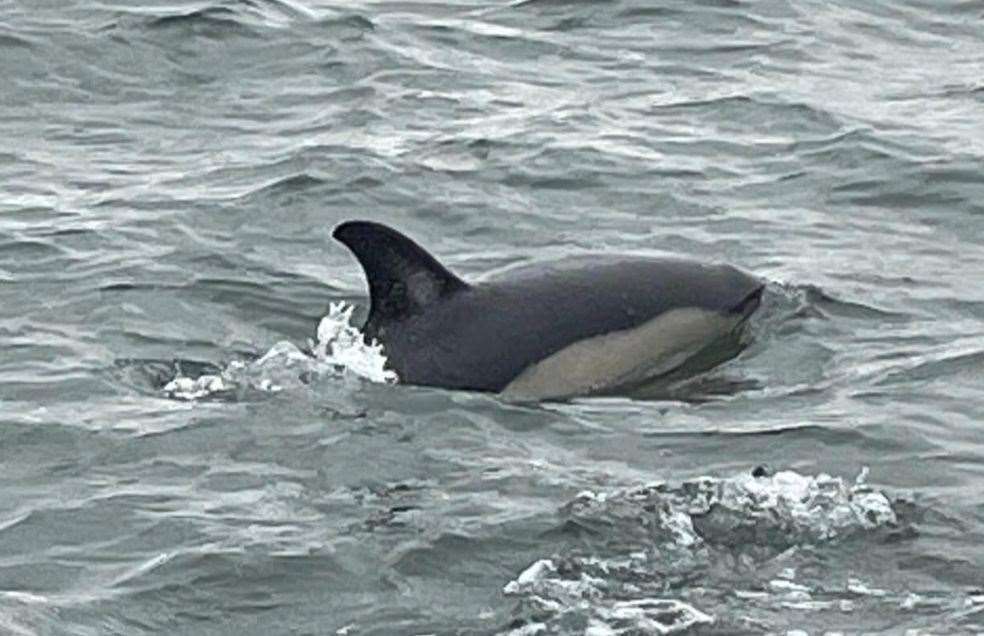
[333,220,468,332]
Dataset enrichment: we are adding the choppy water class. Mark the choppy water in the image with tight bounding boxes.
[2,0,984,633]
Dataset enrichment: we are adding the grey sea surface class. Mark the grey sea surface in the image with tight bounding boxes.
[2,0,984,633]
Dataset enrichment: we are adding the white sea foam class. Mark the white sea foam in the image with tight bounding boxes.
[163,302,396,400]
[504,557,714,635]
[504,468,902,634]
[311,302,396,384]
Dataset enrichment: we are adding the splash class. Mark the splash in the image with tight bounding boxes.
[163,302,396,400]
[311,303,395,384]
[504,468,902,634]
[679,466,897,545]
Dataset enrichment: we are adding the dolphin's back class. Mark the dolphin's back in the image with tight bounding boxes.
[380,255,763,392]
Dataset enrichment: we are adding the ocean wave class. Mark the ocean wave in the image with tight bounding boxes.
[133,0,319,32]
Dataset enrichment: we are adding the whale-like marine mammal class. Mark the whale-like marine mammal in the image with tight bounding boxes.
[333,220,763,400]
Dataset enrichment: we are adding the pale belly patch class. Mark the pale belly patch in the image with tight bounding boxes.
[501,307,743,401]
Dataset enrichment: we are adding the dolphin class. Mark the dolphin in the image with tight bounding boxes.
[333,220,763,400]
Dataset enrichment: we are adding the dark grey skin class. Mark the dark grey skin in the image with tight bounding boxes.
[333,220,764,394]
